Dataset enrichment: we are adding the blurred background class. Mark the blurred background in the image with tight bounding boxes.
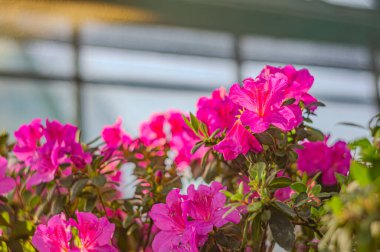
[0,0,379,141]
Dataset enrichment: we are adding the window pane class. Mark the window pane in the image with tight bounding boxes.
[0,79,75,135]
[83,84,209,140]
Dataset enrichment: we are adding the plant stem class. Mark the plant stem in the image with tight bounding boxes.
[259,222,269,252]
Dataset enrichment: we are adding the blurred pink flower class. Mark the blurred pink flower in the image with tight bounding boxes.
[71,211,117,252]
[150,182,240,251]
[150,189,199,252]
[32,213,72,252]
[297,138,351,186]
[184,181,241,238]
[101,117,132,150]
[214,120,262,160]
[32,212,117,252]
[261,65,317,110]
[14,119,91,188]
[139,113,167,148]
[0,157,16,195]
[274,187,295,202]
[229,73,302,133]
[196,87,239,134]
[139,111,206,170]
[13,118,43,166]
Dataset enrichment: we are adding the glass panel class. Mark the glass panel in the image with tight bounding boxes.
[83,84,209,140]
[81,46,237,89]
[0,38,74,77]
[82,23,234,58]
[0,79,75,135]
[240,35,370,70]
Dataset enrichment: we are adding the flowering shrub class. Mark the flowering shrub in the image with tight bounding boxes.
[0,64,378,252]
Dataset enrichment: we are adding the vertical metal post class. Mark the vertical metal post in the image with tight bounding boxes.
[234,34,243,84]
[370,48,380,112]
[73,24,83,130]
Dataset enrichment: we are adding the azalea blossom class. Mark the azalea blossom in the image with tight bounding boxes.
[296,138,351,185]
[32,212,117,252]
[101,117,132,150]
[32,213,72,252]
[150,189,199,252]
[150,182,240,251]
[184,182,241,238]
[13,119,91,187]
[260,65,317,110]
[13,118,43,166]
[139,111,206,170]
[229,73,302,133]
[0,157,16,195]
[196,87,239,133]
[71,211,117,252]
[214,119,262,160]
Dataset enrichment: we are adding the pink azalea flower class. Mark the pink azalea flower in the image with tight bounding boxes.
[261,65,317,110]
[71,211,117,252]
[184,181,241,238]
[32,212,117,252]
[214,120,262,160]
[14,119,91,188]
[196,87,239,133]
[101,117,132,149]
[139,113,167,147]
[229,73,302,133]
[273,171,295,202]
[0,157,16,195]
[139,111,206,170]
[13,118,43,166]
[274,187,295,202]
[296,138,351,186]
[32,213,72,252]
[150,189,199,252]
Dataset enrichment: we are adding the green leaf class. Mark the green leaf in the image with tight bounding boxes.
[350,161,371,186]
[209,128,221,139]
[306,127,324,142]
[247,202,263,213]
[51,195,65,215]
[272,201,297,218]
[255,132,274,145]
[60,175,74,188]
[201,149,211,170]
[70,178,88,201]
[91,175,107,187]
[199,122,209,137]
[8,239,23,252]
[338,122,365,129]
[282,98,296,106]
[249,162,266,180]
[269,177,292,189]
[189,113,199,133]
[251,213,263,252]
[191,141,204,154]
[294,192,308,207]
[181,114,192,129]
[310,184,322,195]
[269,207,295,251]
[85,196,97,212]
[291,182,307,193]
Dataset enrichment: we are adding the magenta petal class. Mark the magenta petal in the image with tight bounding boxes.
[0,157,7,178]
[0,177,16,195]
[229,83,256,111]
[240,110,269,133]
[32,213,71,252]
[74,211,115,249]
